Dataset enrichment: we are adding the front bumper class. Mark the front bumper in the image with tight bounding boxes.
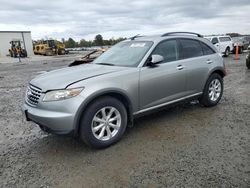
[22,100,80,135]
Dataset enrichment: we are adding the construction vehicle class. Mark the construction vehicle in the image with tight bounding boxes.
[9,40,27,58]
[33,40,66,56]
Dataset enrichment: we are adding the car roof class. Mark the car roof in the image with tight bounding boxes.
[127,33,205,43]
[123,32,218,53]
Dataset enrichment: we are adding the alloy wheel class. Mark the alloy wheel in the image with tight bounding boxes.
[91,106,121,141]
[208,79,221,102]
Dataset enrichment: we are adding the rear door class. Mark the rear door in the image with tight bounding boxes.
[139,39,187,110]
[178,38,215,95]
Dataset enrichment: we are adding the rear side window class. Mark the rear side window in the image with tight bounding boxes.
[179,39,203,59]
[219,37,231,42]
[152,40,178,63]
[200,42,215,55]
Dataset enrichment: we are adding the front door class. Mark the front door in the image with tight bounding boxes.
[211,37,220,53]
[139,39,187,110]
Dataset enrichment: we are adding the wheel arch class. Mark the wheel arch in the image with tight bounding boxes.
[202,68,225,92]
[210,69,225,78]
[73,90,134,136]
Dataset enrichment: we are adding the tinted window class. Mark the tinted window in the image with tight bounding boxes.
[179,39,203,59]
[219,37,231,42]
[211,37,219,44]
[200,42,215,55]
[152,40,178,63]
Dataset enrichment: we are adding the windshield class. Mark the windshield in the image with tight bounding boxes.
[93,41,153,67]
[232,37,243,42]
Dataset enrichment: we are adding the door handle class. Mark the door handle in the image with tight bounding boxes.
[206,60,213,64]
[176,65,185,70]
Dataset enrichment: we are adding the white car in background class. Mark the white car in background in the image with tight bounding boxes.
[205,35,233,57]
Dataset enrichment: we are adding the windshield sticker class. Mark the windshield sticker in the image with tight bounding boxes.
[130,43,146,48]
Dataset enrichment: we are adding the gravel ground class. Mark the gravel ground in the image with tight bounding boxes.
[0,53,249,188]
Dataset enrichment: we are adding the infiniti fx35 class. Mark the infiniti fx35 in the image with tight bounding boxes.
[22,32,226,148]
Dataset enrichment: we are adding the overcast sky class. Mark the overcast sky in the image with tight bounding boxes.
[0,0,249,41]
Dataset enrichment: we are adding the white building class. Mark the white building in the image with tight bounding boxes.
[0,31,34,57]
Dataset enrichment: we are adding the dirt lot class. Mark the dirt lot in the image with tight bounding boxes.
[0,53,249,188]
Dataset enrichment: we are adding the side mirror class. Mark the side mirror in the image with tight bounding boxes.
[149,54,164,65]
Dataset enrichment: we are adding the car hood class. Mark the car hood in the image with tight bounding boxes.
[30,63,126,91]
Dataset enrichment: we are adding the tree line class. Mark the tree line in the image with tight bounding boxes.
[63,34,126,48]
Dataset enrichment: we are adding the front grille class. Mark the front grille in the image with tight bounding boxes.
[26,85,42,105]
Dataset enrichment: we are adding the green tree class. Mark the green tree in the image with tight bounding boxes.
[79,39,92,47]
[94,34,104,46]
[226,33,241,37]
[103,40,111,46]
[65,38,76,48]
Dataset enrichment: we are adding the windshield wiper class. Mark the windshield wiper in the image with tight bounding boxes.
[97,63,114,66]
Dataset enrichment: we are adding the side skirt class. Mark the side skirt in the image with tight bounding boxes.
[133,92,202,117]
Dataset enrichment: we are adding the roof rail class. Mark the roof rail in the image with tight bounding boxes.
[129,34,142,40]
[162,32,203,38]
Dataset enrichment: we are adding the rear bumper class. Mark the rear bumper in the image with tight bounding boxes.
[22,103,75,134]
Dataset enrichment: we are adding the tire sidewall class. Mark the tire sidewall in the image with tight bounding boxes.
[201,73,223,106]
[80,97,127,148]
[225,48,229,57]
[246,56,250,69]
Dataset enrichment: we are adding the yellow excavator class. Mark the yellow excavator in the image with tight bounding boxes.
[33,40,66,56]
[9,40,27,58]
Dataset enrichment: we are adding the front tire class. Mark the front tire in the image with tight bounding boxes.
[58,49,65,55]
[79,97,127,149]
[199,73,223,107]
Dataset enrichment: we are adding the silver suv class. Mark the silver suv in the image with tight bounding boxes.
[22,32,226,148]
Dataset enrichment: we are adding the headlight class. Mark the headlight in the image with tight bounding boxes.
[43,87,84,102]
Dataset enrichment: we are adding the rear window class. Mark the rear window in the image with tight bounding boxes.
[200,42,216,55]
[179,39,203,59]
[219,37,231,42]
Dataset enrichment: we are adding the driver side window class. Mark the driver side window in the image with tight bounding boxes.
[211,37,219,44]
[152,40,178,63]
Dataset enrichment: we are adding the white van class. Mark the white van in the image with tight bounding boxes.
[205,35,233,57]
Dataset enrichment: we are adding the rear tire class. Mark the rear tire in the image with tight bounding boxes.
[224,47,230,57]
[79,97,127,149]
[239,47,243,54]
[199,73,223,107]
[246,55,250,69]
